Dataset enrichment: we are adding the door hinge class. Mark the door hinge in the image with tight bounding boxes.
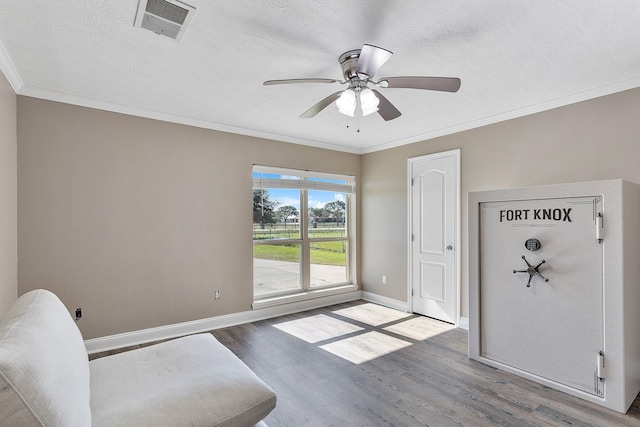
[596,212,603,243]
[597,351,607,381]
[411,289,414,296]
[411,178,414,186]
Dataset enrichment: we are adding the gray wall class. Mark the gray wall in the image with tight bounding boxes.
[14,85,640,336]
[0,69,17,316]
[360,87,640,318]
[17,97,360,339]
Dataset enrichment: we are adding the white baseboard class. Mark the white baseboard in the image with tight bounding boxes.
[458,316,469,330]
[360,291,408,312]
[85,290,362,354]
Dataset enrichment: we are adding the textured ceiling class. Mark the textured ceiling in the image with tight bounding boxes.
[1,1,639,153]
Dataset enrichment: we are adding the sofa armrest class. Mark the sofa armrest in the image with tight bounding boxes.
[0,290,91,427]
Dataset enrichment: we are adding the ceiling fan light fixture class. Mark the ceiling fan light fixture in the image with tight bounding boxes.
[336,89,356,117]
[360,88,379,116]
[263,43,460,122]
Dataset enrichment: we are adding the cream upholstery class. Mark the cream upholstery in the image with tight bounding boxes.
[0,290,276,427]
[0,289,91,426]
[90,334,276,426]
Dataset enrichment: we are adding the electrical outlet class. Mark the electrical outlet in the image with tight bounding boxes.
[214,290,220,300]
[382,275,387,284]
[75,308,82,321]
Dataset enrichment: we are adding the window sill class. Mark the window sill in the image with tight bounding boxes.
[252,284,359,310]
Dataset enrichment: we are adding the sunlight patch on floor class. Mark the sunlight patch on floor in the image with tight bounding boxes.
[273,314,363,343]
[272,303,455,364]
[319,331,412,364]
[383,316,455,341]
[332,303,412,326]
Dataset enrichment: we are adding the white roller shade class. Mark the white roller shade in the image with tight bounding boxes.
[253,165,355,193]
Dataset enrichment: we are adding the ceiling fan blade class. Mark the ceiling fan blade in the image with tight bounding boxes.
[381,76,461,92]
[300,91,343,118]
[263,78,340,86]
[371,89,401,121]
[355,44,393,79]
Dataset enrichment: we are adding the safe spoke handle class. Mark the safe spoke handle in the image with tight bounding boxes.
[513,255,550,287]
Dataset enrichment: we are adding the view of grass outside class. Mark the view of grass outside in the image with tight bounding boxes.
[253,184,350,296]
[309,239,348,287]
[253,224,348,295]
[253,226,346,266]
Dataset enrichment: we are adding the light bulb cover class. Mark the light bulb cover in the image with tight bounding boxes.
[360,88,379,116]
[336,89,356,117]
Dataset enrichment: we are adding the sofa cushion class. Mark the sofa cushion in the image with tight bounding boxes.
[0,289,92,426]
[89,333,277,427]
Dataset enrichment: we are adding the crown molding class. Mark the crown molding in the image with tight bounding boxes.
[11,70,640,156]
[360,76,640,154]
[0,40,23,93]
[17,84,361,154]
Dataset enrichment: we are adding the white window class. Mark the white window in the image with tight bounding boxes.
[252,166,355,301]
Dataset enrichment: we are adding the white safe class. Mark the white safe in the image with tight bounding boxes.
[468,179,640,413]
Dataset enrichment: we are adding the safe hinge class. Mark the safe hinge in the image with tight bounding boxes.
[597,351,607,381]
[596,212,603,243]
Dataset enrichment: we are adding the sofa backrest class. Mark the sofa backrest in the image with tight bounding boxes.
[0,289,91,426]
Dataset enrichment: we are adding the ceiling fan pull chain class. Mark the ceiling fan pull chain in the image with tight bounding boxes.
[356,89,361,132]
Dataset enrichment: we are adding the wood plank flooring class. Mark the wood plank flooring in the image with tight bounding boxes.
[92,300,640,426]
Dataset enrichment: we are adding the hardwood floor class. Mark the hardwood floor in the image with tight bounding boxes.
[93,300,640,426]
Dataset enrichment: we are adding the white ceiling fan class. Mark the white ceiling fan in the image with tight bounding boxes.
[264,44,461,121]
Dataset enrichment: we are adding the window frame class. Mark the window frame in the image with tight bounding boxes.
[252,165,356,302]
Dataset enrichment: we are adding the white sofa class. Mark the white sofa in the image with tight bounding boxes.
[0,289,277,426]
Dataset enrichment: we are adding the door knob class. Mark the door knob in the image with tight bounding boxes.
[446,245,453,251]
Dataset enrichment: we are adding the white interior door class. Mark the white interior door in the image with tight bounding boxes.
[409,150,459,324]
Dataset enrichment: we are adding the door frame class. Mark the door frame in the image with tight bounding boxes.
[407,149,461,325]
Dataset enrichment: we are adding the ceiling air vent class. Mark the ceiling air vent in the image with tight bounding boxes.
[134,0,195,41]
